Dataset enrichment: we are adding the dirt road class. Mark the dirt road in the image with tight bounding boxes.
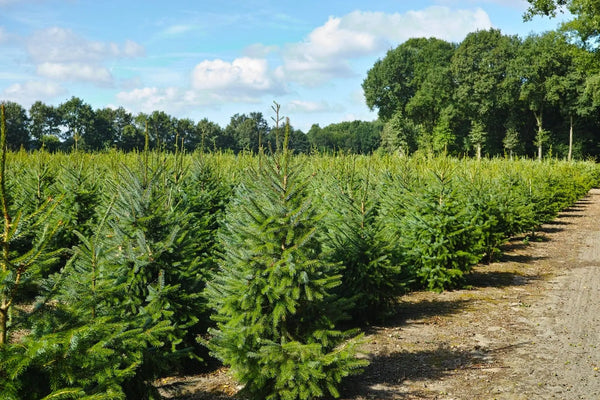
[340,188,600,400]
[161,189,600,400]
[500,189,600,399]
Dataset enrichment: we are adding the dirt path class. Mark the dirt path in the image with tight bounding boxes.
[160,189,600,400]
[498,189,600,399]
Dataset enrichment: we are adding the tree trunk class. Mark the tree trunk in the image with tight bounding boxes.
[534,110,543,161]
[476,143,482,160]
[0,307,7,345]
[568,114,573,162]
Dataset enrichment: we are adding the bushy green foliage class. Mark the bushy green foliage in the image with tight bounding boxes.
[206,137,366,400]
[458,163,534,261]
[1,136,598,399]
[398,164,485,291]
[314,157,404,323]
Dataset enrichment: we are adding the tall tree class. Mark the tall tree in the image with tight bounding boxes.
[451,29,520,155]
[29,101,61,147]
[225,112,269,153]
[363,37,455,123]
[58,97,96,150]
[146,110,176,151]
[173,118,197,151]
[381,112,419,155]
[195,118,224,152]
[0,101,30,150]
[525,0,600,50]
[545,46,587,161]
[405,58,455,135]
[90,107,119,151]
[469,120,487,160]
[511,32,573,160]
[109,107,139,150]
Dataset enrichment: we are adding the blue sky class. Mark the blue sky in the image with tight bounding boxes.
[0,0,570,131]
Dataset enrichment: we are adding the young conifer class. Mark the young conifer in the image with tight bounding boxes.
[396,160,485,291]
[0,105,61,345]
[104,160,207,390]
[206,119,366,400]
[316,158,403,323]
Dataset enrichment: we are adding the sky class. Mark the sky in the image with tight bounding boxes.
[0,0,571,131]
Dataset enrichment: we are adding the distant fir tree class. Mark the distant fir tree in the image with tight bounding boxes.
[206,121,366,400]
[503,127,520,159]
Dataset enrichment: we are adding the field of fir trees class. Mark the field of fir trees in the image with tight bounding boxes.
[0,107,599,399]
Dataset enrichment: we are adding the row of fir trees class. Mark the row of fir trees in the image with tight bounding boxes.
[1,103,600,399]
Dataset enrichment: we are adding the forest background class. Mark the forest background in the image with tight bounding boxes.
[2,20,600,160]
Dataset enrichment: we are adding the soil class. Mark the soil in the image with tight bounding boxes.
[158,188,600,400]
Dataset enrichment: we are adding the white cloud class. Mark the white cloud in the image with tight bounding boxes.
[162,24,195,36]
[2,80,66,105]
[286,100,341,113]
[28,27,144,63]
[368,7,492,42]
[36,62,112,84]
[191,57,286,98]
[281,7,492,86]
[122,40,145,58]
[24,27,144,85]
[435,0,528,11]
[282,16,383,86]
[116,86,215,114]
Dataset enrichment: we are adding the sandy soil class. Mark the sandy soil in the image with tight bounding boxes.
[159,188,600,400]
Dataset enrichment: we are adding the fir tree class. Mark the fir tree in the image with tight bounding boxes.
[3,201,172,400]
[206,122,366,400]
[503,127,520,159]
[469,120,487,160]
[395,160,484,291]
[102,159,209,391]
[316,159,403,323]
[0,104,61,345]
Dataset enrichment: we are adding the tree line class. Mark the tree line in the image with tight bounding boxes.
[363,28,600,160]
[0,98,383,155]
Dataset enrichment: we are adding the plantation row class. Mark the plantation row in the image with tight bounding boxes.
[0,147,598,400]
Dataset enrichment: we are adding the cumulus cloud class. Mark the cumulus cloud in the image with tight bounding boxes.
[28,27,144,63]
[25,27,144,85]
[281,16,383,86]
[281,6,492,85]
[116,86,216,115]
[191,57,286,98]
[2,80,66,105]
[37,62,113,84]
